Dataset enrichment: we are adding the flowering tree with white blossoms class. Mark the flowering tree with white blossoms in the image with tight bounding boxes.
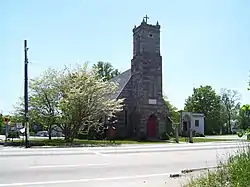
[58,63,124,142]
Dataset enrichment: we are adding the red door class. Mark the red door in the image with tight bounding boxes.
[147,115,157,137]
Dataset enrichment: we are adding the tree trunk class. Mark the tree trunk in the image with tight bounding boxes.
[228,114,231,134]
[48,124,52,140]
[63,126,72,143]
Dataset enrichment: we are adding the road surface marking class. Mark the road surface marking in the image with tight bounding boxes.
[29,163,109,169]
[92,151,106,156]
[0,172,179,186]
[97,144,244,154]
[82,149,107,156]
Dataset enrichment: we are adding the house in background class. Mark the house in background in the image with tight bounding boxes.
[180,111,205,136]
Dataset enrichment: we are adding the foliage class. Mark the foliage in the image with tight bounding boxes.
[160,132,170,140]
[220,88,241,133]
[92,61,120,81]
[13,63,124,143]
[0,114,3,134]
[7,131,20,140]
[185,146,250,187]
[237,131,244,138]
[57,63,124,142]
[138,132,147,141]
[164,97,180,124]
[238,104,250,130]
[12,69,62,139]
[29,68,62,139]
[12,98,40,132]
[193,131,205,137]
[237,104,250,140]
[77,131,88,140]
[184,85,223,135]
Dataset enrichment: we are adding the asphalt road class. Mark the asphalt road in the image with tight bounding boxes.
[0,141,249,187]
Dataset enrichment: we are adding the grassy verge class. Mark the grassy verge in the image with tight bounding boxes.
[1,138,170,147]
[184,145,250,187]
[177,137,236,143]
[0,136,239,147]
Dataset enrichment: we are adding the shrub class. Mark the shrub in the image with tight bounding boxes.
[7,131,20,139]
[77,131,88,140]
[237,129,250,140]
[29,131,35,136]
[227,147,250,187]
[87,126,98,140]
[194,132,205,137]
[185,146,250,187]
[237,131,244,138]
[160,132,170,140]
[138,132,147,141]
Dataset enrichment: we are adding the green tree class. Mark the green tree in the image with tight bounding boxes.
[164,97,180,124]
[184,85,223,135]
[248,72,250,91]
[0,113,3,134]
[13,69,62,140]
[12,98,37,132]
[29,68,63,139]
[220,88,241,133]
[237,74,250,139]
[92,61,120,81]
[238,104,250,130]
[58,63,124,142]
[13,63,123,142]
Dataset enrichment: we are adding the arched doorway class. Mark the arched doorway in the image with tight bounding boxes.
[147,114,157,138]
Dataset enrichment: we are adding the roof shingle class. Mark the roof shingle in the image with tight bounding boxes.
[109,69,131,99]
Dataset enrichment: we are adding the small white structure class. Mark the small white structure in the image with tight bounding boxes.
[180,112,205,135]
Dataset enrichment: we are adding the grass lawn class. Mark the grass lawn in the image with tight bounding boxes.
[183,145,250,187]
[177,137,236,143]
[0,136,241,147]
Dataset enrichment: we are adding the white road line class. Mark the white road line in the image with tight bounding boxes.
[0,172,178,186]
[29,163,109,169]
[92,151,106,156]
[83,149,106,156]
[98,144,244,154]
[0,145,243,157]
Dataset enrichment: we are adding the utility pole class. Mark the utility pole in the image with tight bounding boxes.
[24,40,30,148]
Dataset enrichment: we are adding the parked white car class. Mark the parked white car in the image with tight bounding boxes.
[36,131,48,137]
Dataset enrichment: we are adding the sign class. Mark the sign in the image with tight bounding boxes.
[20,128,25,134]
[148,99,157,105]
[16,123,23,128]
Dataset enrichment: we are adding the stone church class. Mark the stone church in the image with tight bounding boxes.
[110,16,170,139]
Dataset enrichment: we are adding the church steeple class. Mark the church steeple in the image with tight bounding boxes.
[132,16,161,57]
[131,16,163,100]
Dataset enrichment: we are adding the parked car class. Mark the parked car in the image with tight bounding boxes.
[36,131,48,137]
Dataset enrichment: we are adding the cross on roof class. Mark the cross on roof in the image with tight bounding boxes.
[144,15,149,23]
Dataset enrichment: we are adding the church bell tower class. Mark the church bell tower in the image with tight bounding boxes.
[130,15,167,138]
[131,15,163,106]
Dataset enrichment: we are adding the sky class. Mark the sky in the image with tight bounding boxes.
[1,0,250,115]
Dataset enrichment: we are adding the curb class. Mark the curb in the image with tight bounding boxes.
[169,166,222,179]
[169,173,183,178]
[181,166,220,174]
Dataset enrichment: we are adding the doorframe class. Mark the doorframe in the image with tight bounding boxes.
[146,114,158,137]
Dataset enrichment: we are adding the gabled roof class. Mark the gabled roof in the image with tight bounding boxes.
[109,69,131,99]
